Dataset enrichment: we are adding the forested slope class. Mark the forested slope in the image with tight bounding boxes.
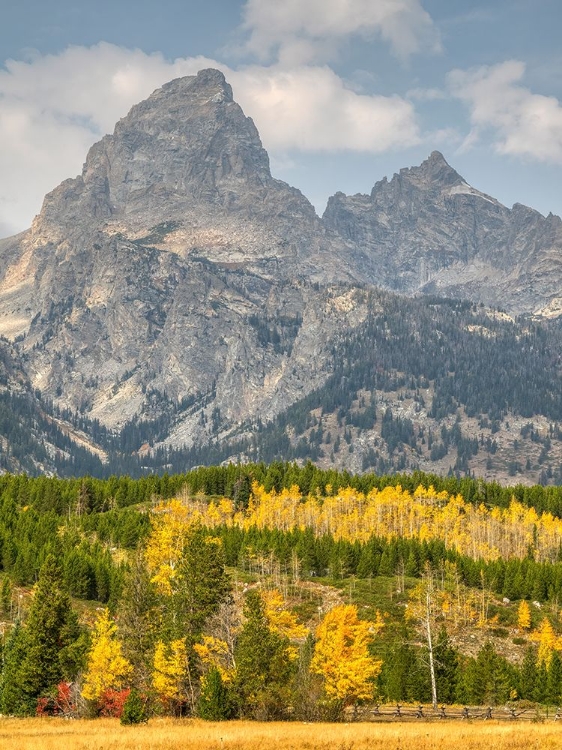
[2,465,562,717]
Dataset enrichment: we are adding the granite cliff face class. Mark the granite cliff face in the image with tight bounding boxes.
[0,70,362,444]
[323,151,562,315]
[0,69,562,469]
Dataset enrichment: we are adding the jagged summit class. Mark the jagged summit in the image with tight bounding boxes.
[162,68,234,102]
[324,149,562,310]
[406,150,462,187]
[32,66,330,275]
[39,67,272,231]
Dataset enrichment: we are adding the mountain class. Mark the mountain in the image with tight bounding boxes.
[324,150,562,315]
[0,69,562,483]
[0,70,358,439]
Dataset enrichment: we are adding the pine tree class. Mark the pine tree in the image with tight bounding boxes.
[0,622,28,715]
[15,555,81,715]
[173,525,231,641]
[547,651,562,706]
[433,627,459,704]
[519,646,538,701]
[118,550,159,692]
[464,642,516,706]
[120,688,149,725]
[232,590,294,720]
[197,667,232,720]
[378,641,426,703]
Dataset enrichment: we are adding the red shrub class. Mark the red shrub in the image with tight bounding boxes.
[98,688,131,718]
[36,681,76,717]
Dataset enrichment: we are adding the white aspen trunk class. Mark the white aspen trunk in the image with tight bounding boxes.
[426,589,438,710]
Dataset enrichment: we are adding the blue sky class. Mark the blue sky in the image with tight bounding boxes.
[1,0,561,237]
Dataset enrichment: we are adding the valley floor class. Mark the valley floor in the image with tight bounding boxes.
[0,718,561,750]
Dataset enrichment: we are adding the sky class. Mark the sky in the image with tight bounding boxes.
[1,0,562,238]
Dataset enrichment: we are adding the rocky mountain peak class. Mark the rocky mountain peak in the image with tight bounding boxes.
[33,68,280,243]
[399,149,462,188]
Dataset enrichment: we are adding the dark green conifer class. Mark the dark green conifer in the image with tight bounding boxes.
[197,667,232,720]
[120,688,149,725]
[232,590,293,719]
[4,555,83,715]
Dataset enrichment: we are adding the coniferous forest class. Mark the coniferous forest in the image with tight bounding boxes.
[2,464,562,720]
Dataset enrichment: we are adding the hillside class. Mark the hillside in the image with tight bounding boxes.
[3,466,562,717]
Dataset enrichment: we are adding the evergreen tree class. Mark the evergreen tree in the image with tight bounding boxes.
[0,622,27,714]
[120,688,149,725]
[462,642,516,706]
[377,641,427,703]
[174,525,231,641]
[433,627,459,704]
[197,667,232,720]
[232,590,294,720]
[13,555,81,715]
[535,660,548,704]
[519,646,538,701]
[291,633,323,721]
[547,651,562,706]
[118,550,159,692]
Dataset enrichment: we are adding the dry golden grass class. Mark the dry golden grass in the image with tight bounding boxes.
[1,718,561,750]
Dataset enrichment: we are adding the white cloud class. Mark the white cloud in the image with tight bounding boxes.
[232,65,420,152]
[448,60,562,163]
[0,43,421,235]
[241,0,440,64]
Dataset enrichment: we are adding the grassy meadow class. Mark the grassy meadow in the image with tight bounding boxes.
[1,718,561,750]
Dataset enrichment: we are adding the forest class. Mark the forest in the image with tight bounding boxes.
[2,464,562,721]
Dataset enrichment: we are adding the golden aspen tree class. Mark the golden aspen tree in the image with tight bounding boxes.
[155,481,562,565]
[145,499,194,595]
[82,609,132,701]
[153,639,190,704]
[263,589,309,658]
[517,600,532,631]
[310,604,382,707]
[531,618,560,667]
[194,635,233,682]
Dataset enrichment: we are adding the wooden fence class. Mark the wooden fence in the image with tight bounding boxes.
[346,704,562,722]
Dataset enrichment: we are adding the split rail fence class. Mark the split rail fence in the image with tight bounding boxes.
[346,704,562,722]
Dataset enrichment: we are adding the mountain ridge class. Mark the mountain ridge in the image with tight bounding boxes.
[0,69,562,481]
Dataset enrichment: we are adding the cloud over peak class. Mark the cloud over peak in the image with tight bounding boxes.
[0,43,421,235]
[241,0,441,64]
[449,60,562,163]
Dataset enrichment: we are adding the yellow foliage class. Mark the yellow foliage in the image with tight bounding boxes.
[194,635,233,682]
[153,639,189,700]
[263,589,309,641]
[310,604,382,705]
[530,618,562,666]
[517,600,531,631]
[145,499,195,595]
[81,609,132,701]
[161,483,562,565]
